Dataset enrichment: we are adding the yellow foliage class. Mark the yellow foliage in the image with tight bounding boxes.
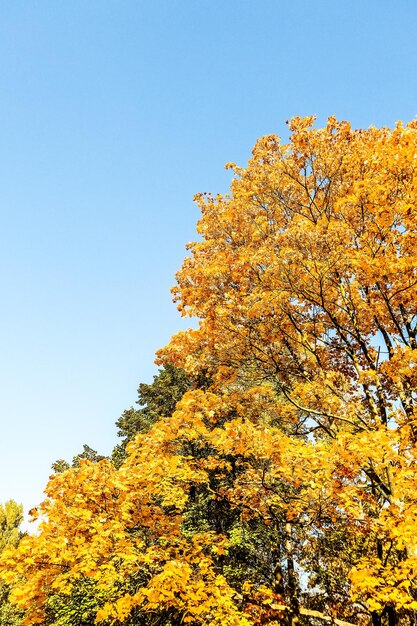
[3,117,417,624]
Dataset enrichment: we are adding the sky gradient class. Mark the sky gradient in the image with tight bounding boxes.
[1,0,417,519]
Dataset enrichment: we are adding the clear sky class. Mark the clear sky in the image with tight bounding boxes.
[1,0,417,520]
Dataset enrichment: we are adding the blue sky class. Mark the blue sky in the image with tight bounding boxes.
[1,0,417,519]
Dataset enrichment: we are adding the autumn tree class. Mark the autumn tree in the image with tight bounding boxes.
[158,116,417,625]
[43,365,191,625]
[2,117,417,626]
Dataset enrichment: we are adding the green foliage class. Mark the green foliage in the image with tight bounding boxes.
[0,588,23,626]
[44,578,108,626]
[118,363,190,439]
[112,364,190,467]
[0,501,23,626]
[52,445,107,474]
[0,501,22,553]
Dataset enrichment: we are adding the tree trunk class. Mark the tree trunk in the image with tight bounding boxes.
[285,521,299,626]
[385,606,398,626]
[371,611,382,626]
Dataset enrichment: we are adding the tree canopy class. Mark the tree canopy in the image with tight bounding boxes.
[2,117,417,626]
